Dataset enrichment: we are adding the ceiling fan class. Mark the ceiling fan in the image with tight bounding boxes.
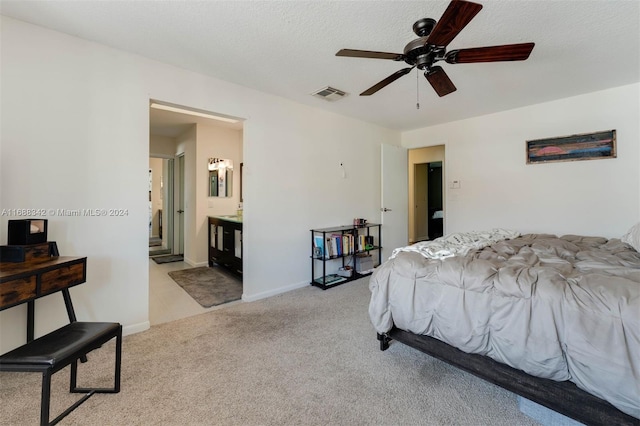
[336,0,534,97]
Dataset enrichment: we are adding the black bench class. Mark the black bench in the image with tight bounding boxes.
[0,321,122,426]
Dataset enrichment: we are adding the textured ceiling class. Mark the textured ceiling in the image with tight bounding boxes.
[2,1,639,131]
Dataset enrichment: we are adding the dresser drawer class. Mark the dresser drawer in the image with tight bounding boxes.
[40,262,86,295]
[0,275,37,308]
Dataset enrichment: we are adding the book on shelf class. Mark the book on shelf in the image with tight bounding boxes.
[342,233,354,255]
[331,233,342,256]
[314,232,357,259]
[313,235,325,258]
[314,274,347,285]
[358,234,366,252]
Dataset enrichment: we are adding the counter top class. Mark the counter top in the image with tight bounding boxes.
[210,215,243,223]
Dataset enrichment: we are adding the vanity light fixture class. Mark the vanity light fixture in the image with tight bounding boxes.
[208,158,234,171]
[150,102,239,124]
[208,158,219,171]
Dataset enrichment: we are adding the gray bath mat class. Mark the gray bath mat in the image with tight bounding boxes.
[152,254,184,264]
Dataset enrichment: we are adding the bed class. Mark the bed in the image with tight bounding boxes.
[369,229,640,425]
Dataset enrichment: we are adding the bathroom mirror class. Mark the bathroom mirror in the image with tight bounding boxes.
[208,158,233,197]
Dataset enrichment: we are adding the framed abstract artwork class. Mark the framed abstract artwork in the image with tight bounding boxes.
[526,130,616,164]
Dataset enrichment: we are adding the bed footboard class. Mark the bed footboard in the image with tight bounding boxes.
[380,327,639,426]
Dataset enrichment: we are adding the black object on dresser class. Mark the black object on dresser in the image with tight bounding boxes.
[310,223,382,290]
[208,216,242,278]
[8,219,48,245]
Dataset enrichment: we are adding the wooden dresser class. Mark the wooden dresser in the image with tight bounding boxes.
[0,256,87,341]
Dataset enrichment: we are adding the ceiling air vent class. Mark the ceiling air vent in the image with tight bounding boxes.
[311,86,347,102]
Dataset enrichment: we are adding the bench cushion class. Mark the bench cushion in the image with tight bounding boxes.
[0,322,120,366]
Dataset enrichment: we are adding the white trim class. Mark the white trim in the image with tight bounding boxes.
[183,257,207,267]
[150,101,240,123]
[241,280,308,302]
[123,321,150,336]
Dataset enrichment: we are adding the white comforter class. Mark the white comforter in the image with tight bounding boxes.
[390,228,520,260]
[369,233,640,418]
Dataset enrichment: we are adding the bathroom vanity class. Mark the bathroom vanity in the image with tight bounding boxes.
[208,216,242,278]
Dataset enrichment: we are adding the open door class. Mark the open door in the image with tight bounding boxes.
[381,144,408,260]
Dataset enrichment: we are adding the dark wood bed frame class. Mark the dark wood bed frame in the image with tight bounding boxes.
[378,327,639,426]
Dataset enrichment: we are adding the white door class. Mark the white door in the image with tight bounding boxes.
[381,144,408,260]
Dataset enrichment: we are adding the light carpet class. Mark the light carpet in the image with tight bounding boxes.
[0,278,537,425]
[168,266,242,308]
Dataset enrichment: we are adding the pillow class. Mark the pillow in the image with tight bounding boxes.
[621,222,640,252]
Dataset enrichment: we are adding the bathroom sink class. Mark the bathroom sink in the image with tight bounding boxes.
[215,215,242,222]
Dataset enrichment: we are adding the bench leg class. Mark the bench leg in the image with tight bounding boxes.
[40,370,52,426]
[54,327,122,425]
[114,326,122,392]
[70,359,78,392]
[70,326,122,395]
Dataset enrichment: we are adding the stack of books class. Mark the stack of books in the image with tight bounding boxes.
[314,233,355,258]
[313,274,346,285]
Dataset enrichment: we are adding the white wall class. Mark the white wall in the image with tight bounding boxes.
[150,134,176,158]
[0,17,399,352]
[402,83,640,238]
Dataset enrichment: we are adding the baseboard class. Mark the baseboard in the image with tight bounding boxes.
[183,257,207,268]
[242,280,308,302]
[123,320,150,336]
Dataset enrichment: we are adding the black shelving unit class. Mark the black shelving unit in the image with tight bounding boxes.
[310,223,382,290]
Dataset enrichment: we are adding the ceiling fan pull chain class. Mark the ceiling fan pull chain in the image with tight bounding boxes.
[416,69,420,109]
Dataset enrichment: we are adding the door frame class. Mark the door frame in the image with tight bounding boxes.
[165,158,175,253]
[408,145,446,243]
[149,155,175,252]
[413,162,430,242]
[174,154,185,255]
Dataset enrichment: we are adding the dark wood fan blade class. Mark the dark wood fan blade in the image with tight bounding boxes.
[425,66,457,97]
[427,0,483,47]
[445,42,535,63]
[336,49,404,61]
[360,67,414,96]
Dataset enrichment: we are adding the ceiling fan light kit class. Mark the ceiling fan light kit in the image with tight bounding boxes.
[336,0,535,98]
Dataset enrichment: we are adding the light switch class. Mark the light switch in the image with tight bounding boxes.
[450,180,461,189]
